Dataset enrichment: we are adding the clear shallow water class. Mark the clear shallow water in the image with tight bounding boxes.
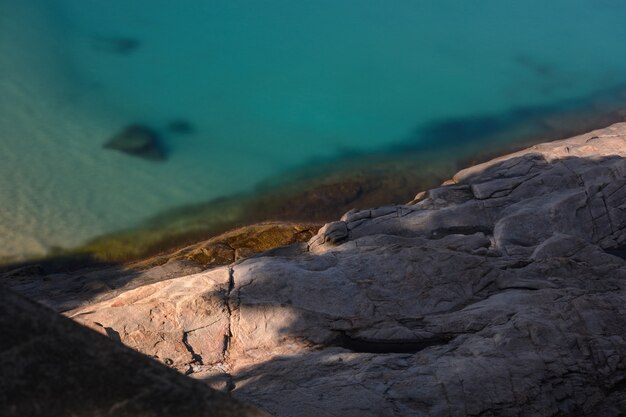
[2,0,626,260]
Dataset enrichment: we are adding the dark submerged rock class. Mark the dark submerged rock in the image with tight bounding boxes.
[92,36,140,55]
[167,119,195,135]
[104,124,166,161]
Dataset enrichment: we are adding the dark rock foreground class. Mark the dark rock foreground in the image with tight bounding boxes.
[0,288,268,417]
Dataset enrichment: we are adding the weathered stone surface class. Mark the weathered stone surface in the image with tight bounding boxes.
[0,222,320,313]
[311,125,626,255]
[138,222,321,270]
[104,124,166,161]
[71,269,231,374]
[20,124,626,415]
[0,287,268,417]
[309,221,348,245]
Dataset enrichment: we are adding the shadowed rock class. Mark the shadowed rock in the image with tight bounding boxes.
[104,124,166,161]
[0,288,268,417]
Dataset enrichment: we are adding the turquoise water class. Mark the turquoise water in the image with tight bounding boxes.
[2,0,626,260]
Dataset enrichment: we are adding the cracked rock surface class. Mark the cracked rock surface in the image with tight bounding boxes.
[0,288,268,417]
[63,124,626,415]
[1,222,320,313]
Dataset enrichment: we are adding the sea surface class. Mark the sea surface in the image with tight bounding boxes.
[2,0,626,261]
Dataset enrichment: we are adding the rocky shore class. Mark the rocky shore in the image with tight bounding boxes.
[2,123,626,416]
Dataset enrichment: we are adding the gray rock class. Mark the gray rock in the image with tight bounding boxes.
[311,220,349,245]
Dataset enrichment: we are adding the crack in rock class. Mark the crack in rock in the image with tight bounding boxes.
[224,266,235,360]
[220,266,236,393]
[331,331,455,354]
[181,331,203,367]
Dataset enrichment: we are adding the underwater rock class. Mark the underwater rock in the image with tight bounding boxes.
[515,54,554,78]
[92,36,140,55]
[167,119,195,135]
[104,124,166,161]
